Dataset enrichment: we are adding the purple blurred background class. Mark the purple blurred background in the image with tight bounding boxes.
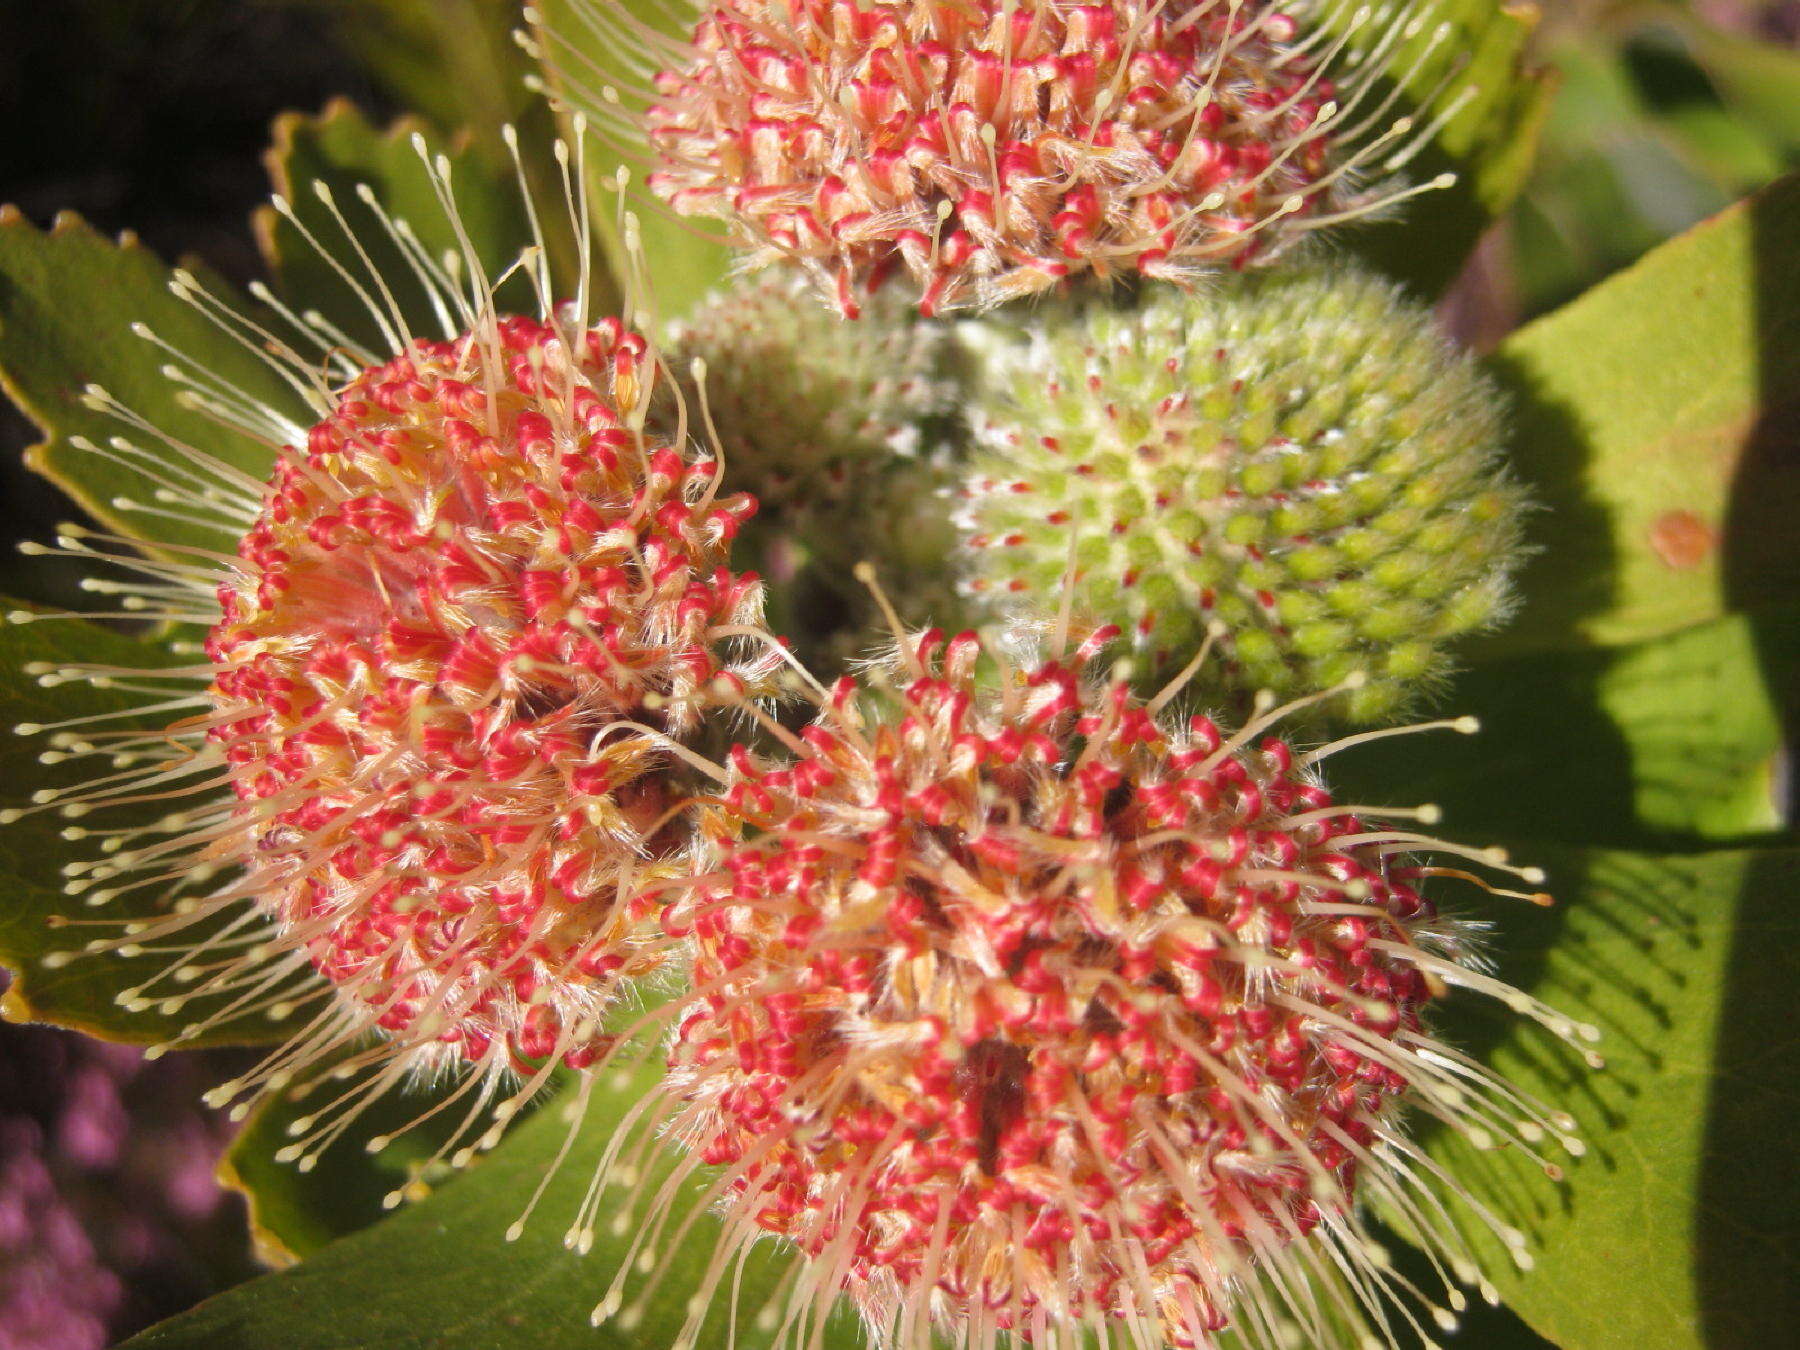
[0,978,254,1349]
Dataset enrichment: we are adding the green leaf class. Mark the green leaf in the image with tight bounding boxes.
[1479,171,1800,657]
[1504,25,1799,318]
[1337,608,1796,850]
[292,0,540,151]
[1345,0,1554,297]
[522,0,773,320]
[123,1067,804,1350]
[1680,20,1800,156]
[259,100,540,357]
[0,207,297,553]
[1419,847,1799,1350]
[284,0,605,313]
[219,1055,500,1267]
[0,608,282,1046]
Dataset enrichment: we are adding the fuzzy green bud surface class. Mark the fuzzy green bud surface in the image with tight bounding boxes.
[955,269,1527,722]
[666,271,951,511]
[667,271,966,652]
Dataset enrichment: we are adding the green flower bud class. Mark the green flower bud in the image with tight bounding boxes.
[664,271,966,657]
[955,268,1529,722]
[667,270,954,513]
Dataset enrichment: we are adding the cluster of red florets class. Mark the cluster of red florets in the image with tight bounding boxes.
[664,629,1448,1343]
[206,314,766,1071]
[646,1,1337,314]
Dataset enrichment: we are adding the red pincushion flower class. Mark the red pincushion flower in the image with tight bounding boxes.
[199,313,765,1077]
[7,130,782,1189]
[609,0,1438,314]
[619,627,1588,1350]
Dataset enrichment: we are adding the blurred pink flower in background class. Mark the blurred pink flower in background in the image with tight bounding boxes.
[0,975,248,1350]
[0,1118,120,1350]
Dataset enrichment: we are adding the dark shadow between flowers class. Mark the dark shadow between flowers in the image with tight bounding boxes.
[1697,174,1800,1350]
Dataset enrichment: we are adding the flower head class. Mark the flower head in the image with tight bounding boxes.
[541,1,1460,314]
[585,615,1594,1350]
[7,134,772,1174]
[956,268,1527,723]
[200,311,762,1076]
